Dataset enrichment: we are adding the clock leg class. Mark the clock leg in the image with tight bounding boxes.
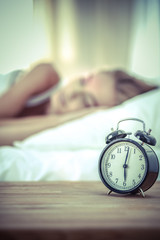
[107,190,112,195]
[138,188,145,198]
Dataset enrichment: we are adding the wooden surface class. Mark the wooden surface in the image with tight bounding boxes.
[0,181,160,240]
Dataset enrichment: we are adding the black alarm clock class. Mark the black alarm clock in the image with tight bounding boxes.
[98,118,159,197]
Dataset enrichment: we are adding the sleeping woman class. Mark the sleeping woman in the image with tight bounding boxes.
[0,63,157,146]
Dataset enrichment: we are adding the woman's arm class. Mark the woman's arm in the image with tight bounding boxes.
[0,63,60,118]
[0,107,101,146]
[0,115,61,146]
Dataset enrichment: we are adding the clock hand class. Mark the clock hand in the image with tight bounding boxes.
[123,147,129,182]
[124,168,127,182]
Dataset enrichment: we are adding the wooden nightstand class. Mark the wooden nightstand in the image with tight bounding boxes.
[0,181,160,239]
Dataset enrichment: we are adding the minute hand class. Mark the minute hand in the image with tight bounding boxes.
[123,147,129,182]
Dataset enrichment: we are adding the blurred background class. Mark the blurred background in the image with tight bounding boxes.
[0,0,159,83]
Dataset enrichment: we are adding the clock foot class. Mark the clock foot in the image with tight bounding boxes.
[107,190,112,195]
[138,188,145,198]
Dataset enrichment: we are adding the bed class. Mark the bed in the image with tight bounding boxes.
[0,87,160,181]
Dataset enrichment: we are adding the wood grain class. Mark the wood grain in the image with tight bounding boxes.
[0,181,160,239]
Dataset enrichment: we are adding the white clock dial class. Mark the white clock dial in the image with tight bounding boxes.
[100,140,148,193]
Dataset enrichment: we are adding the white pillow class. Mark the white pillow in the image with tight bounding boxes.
[15,88,160,150]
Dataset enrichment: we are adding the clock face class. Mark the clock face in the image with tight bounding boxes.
[99,139,148,193]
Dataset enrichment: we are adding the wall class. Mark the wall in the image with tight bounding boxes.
[47,0,135,78]
[0,0,50,73]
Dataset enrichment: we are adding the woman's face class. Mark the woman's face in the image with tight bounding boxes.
[48,71,117,114]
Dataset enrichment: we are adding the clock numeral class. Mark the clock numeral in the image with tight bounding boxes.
[107,163,111,168]
[141,164,144,170]
[123,181,126,187]
[139,155,143,161]
[111,154,115,159]
[138,173,141,179]
[133,149,136,154]
[109,172,113,177]
[117,148,121,153]
[132,179,136,186]
[115,178,118,183]
[124,146,129,152]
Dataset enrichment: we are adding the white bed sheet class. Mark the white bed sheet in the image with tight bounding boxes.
[0,88,160,181]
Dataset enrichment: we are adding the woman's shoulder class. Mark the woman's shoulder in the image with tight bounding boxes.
[0,70,23,96]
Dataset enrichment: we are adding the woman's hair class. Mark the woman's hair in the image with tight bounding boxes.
[111,70,158,103]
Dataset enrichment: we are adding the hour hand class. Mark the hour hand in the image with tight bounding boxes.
[124,167,127,182]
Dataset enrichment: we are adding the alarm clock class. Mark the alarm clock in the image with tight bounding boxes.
[98,118,159,197]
